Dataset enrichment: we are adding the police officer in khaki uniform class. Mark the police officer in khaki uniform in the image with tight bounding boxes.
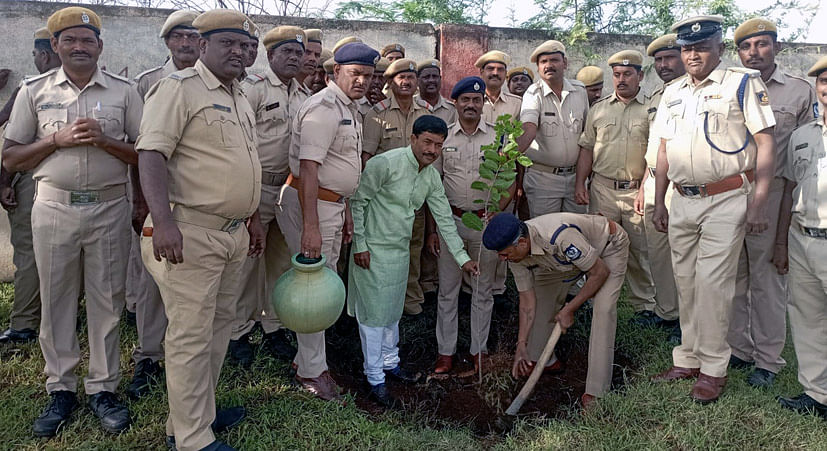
[0,27,60,345]
[3,6,142,436]
[575,50,657,321]
[635,34,685,340]
[229,26,309,366]
[507,66,534,98]
[727,18,818,388]
[309,48,332,95]
[775,56,827,419]
[275,42,379,401]
[651,16,776,404]
[415,59,457,125]
[126,8,200,401]
[296,28,322,94]
[475,50,522,124]
[483,212,629,409]
[366,57,390,106]
[517,40,589,217]
[576,66,604,106]
[381,43,405,61]
[237,21,260,81]
[136,10,263,450]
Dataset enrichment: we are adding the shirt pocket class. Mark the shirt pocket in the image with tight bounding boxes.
[701,99,731,136]
[202,107,242,148]
[36,108,68,136]
[791,145,816,181]
[259,106,289,139]
[594,116,616,143]
[771,104,796,134]
[629,118,649,146]
[95,105,124,136]
[540,114,560,137]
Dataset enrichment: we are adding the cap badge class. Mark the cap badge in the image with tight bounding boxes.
[622,59,629,65]
[473,82,480,90]
[522,69,528,74]
[395,44,401,51]
[242,20,250,32]
[691,22,701,33]
[373,55,380,64]
[757,23,766,31]
[409,63,415,70]
[296,34,303,43]
[431,61,438,66]
[81,13,90,24]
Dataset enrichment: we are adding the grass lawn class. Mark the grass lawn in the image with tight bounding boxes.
[0,281,824,450]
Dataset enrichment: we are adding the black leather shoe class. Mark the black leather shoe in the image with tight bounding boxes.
[263,329,297,360]
[667,325,682,345]
[124,310,137,327]
[630,311,678,329]
[88,391,131,433]
[228,334,254,367]
[200,441,237,451]
[166,435,176,450]
[777,393,827,419]
[32,391,78,437]
[384,365,421,384]
[127,358,164,399]
[212,406,246,433]
[729,354,754,370]
[369,383,398,408]
[747,368,776,388]
[0,327,37,344]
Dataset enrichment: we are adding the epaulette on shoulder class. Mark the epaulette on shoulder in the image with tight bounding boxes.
[727,67,761,78]
[569,79,586,88]
[134,65,163,83]
[783,71,811,86]
[372,99,390,112]
[22,68,57,85]
[102,69,132,84]
[167,67,198,81]
[318,87,337,106]
[244,73,267,83]
[664,74,686,87]
[504,91,522,100]
[593,93,612,105]
[415,97,432,111]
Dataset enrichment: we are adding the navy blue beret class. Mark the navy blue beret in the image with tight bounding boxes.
[334,42,380,67]
[671,15,723,46]
[450,76,486,100]
[482,213,522,251]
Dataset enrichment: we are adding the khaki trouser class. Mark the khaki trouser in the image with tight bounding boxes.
[589,176,656,312]
[435,216,498,356]
[728,177,787,373]
[143,219,249,451]
[670,185,748,378]
[7,172,41,330]
[643,172,679,320]
[523,167,586,217]
[787,226,827,405]
[276,186,344,379]
[125,233,140,313]
[128,233,166,363]
[232,184,290,339]
[32,191,130,394]
[404,211,426,310]
[528,228,628,397]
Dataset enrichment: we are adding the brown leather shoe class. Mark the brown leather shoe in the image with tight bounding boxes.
[472,353,489,374]
[295,371,342,401]
[580,393,597,410]
[691,373,726,404]
[434,354,453,374]
[651,366,700,382]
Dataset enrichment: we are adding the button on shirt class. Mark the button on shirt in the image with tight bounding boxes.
[135,60,261,219]
[521,78,589,168]
[579,90,649,181]
[433,120,497,211]
[784,117,827,229]
[653,63,776,185]
[764,66,818,177]
[4,67,143,191]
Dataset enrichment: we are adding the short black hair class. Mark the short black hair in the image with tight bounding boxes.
[412,115,448,139]
[34,40,55,53]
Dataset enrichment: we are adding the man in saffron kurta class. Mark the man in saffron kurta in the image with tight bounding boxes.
[348,115,478,408]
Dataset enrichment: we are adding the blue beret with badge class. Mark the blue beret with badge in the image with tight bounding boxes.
[334,42,380,67]
[482,213,523,252]
[450,76,486,100]
[671,15,724,46]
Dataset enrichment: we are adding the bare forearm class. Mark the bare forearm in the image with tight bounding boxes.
[2,136,57,172]
[99,138,138,165]
[751,131,776,209]
[138,151,173,225]
[775,180,795,245]
[299,160,320,229]
[516,123,537,152]
[575,147,593,187]
[0,87,20,127]
[654,140,670,207]
[517,290,537,344]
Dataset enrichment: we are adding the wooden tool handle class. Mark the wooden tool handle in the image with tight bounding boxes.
[505,323,563,416]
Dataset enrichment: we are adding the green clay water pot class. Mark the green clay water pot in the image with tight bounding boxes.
[271,253,345,334]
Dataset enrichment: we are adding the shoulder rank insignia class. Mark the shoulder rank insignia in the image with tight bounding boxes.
[564,244,582,260]
[756,91,769,106]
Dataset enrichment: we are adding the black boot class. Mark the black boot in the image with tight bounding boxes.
[32,391,78,437]
[777,393,826,419]
[127,358,164,399]
[747,368,777,388]
[88,391,131,433]
[384,365,421,384]
[262,329,297,360]
[369,383,398,408]
[212,406,246,432]
[228,333,254,367]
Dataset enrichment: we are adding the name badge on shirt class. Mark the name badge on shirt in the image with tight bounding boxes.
[443,147,457,152]
[667,99,682,107]
[647,107,657,114]
[544,112,556,116]
[38,103,63,110]
[265,102,280,111]
[213,104,232,113]
[385,127,398,132]
[340,119,352,125]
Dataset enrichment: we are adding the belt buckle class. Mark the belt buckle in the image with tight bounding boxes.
[804,227,827,239]
[681,185,702,196]
[648,167,656,177]
[615,181,631,190]
[223,218,244,232]
[70,191,99,204]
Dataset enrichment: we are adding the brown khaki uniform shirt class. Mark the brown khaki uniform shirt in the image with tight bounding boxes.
[416,94,457,125]
[356,96,372,120]
[784,117,827,229]
[290,82,362,197]
[433,119,497,211]
[363,95,430,155]
[483,90,521,124]
[654,64,776,185]
[135,58,180,100]
[4,67,143,191]
[521,78,590,168]
[579,90,649,181]
[510,213,611,291]
[645,83,670,168]
[765,66,818,177]
[242,71,306,176]
[135,60,261,219]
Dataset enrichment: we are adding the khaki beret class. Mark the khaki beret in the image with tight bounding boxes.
[608,50,643,68]
[734,18,778,45]
[333,36,362,54]
[507,66,534,81]
[159,10,198,38]
[385,58,417,78]
[530,40,566,63]
[576,66,604,87]
[375,57,391,74]
[646,34,679,57]
[381,43,405,57]
[248,21,260,40]
[417,59,441,73]
[263,26,306,51]
[304,28,322,44]
[47,6,101,36]
[475,50,511,69]
[34,27,51,42]
[192,9,255,39]
[318,48,333,68]
[807,56,827,77]
[323,56,335,75]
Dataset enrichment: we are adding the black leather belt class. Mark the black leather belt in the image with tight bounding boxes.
[801,226,827,239]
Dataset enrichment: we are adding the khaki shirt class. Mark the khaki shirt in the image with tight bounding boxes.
[521,78,590,168]
[363,95,430,155]
[644,83,670,168]
[654,64,776,185]
[764,66,818,177]
[483,90,521,124]
[784,117,827,228]
[242,71,306,176]
[579,90,649,181]
[135,58,180,100]
[135,60,261,219]
[433,119,496,211]
[357,96,372,119]
[4,67,143,191]
[416,94,457,125]
[290,81,362,198]
[510,213,611,292]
